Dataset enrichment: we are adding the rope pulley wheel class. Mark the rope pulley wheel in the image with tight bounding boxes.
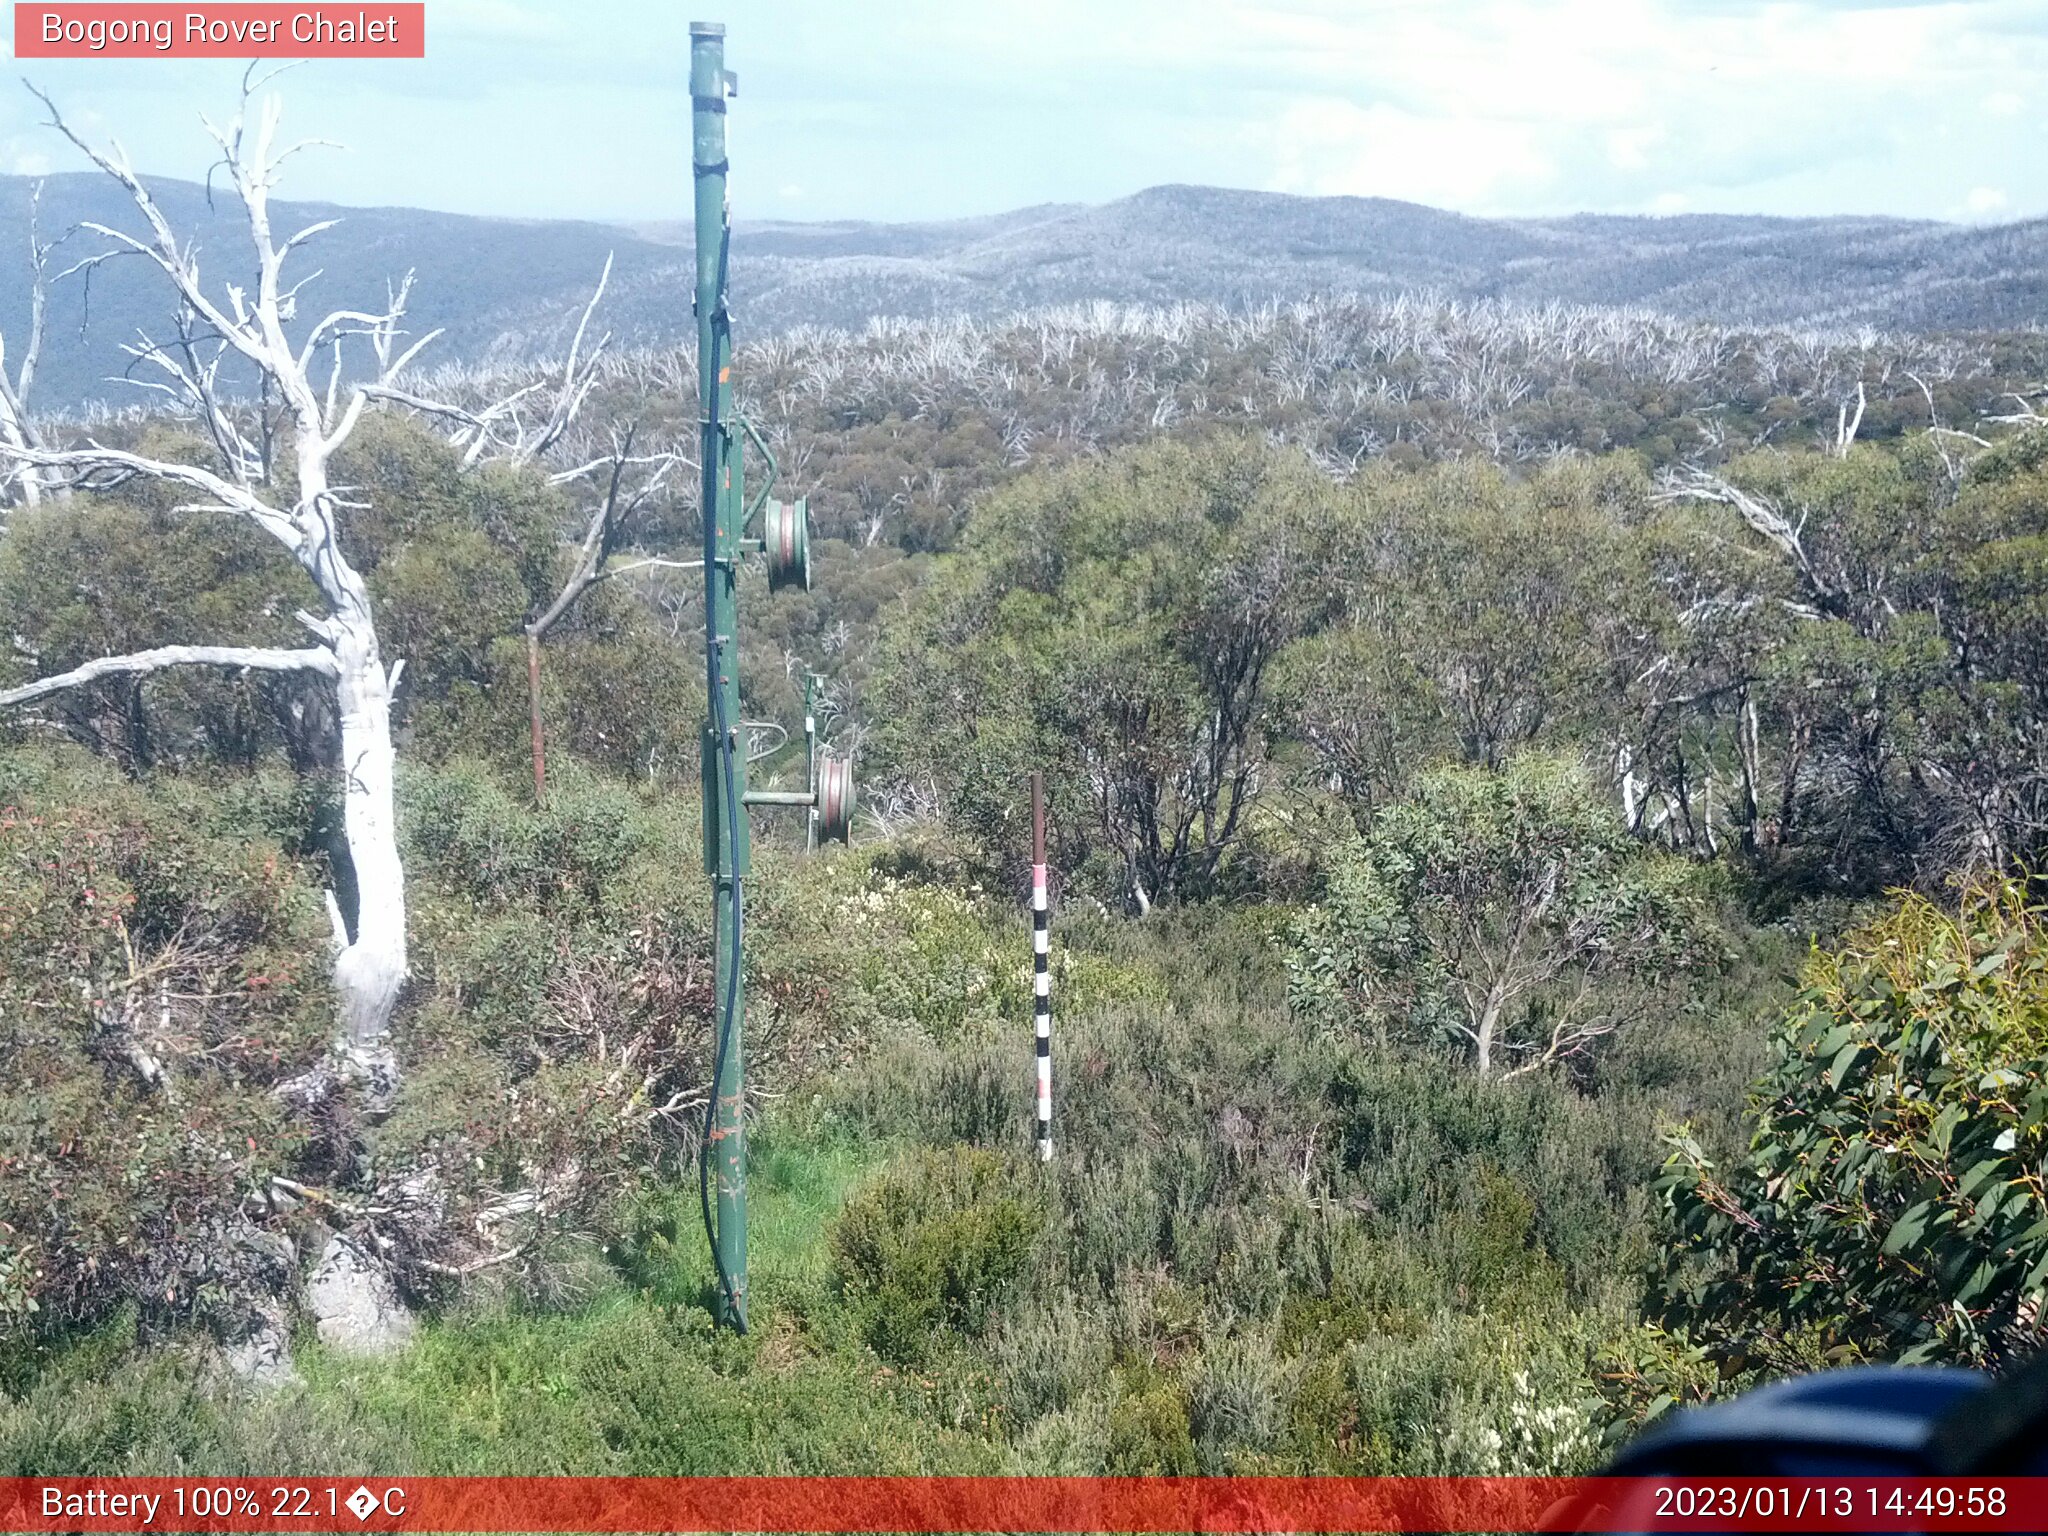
[816,753,855,843]
[764,497,811,593]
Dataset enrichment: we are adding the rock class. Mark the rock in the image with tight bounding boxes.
[221,1301,301,1388]
[211,1220,301,1387]
[277,1043,402,1118]
[274,1058,341,1113]
[336,1041,402,1117]
[305,1235,415,1357]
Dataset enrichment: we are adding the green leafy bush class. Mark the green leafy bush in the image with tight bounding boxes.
[1188,1331,1295,1472]
[1659,876,2048,1370]
[1104,1378,1198,1474]
[868,435,1346,907]
[1288,752,1715,1078]
[0,746,330,1343]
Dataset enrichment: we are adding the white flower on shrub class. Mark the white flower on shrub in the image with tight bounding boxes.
[1448,1370,1597,1475]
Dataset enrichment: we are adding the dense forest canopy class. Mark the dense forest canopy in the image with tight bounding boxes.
[5,125,2048,1472]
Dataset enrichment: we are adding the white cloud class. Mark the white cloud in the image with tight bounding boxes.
[1607,125,1665,172]
[430,0,559,40]
[434,0,557,34]
[1964,185,2009,216]
[1265,99,1552,212]
[1234,0,2041,218]
[4,0,2044,225]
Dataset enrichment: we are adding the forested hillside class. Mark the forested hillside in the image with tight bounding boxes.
[693,187,2048,337]
[6,114,2048,1477]
[7,170,2048,409]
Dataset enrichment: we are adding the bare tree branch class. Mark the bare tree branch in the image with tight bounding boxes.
[0,644,337,707]
[518,423,686,800]
[1654,464,1832,608]
[5,442,307,551]
[0,178,66,509]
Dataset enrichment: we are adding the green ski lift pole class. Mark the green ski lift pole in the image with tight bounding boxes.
[692,18,747,1332]
[691,21,853,1333]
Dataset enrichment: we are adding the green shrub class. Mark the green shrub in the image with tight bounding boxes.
[867,436,1347,907]
[1104,1379,1198,1475]
[1340,1305,1607,1475]
[1658,875,2048,1371]
[1188,1331,1295,1472]
[1007,1392,1112,1474]
[0,746,330,1344]
[400,759,655,916]
[990,1295,1111,1427]
[829,1147,1043,1365]
[1287,751,1716,1079]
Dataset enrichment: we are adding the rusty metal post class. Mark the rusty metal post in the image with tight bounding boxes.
[526,632,546,804]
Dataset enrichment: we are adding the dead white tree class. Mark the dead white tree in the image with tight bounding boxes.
[1653,463,1833,616]
[1832,379,1866,458]
[380,253,616,470]
[362,260,701,804]
[522,425,693,800]
[0,180,65,512]
[0,79,468,1109]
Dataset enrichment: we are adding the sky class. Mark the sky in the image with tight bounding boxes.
[0,0,2040,227]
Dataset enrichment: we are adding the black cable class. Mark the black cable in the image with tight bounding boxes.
[699,633,746,1332]
[698,204,745,1330]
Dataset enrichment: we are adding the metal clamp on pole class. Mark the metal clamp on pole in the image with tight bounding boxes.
[741,670,852,840]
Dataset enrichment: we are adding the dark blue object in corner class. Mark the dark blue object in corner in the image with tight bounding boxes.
[1605,1366,1992,1477]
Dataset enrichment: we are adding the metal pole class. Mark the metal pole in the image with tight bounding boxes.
[1031,772,1051,1161]
[805,673,819,854]
[692,18,747,1331]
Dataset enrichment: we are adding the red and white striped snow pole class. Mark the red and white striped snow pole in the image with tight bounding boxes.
[1031,771,1052,1162]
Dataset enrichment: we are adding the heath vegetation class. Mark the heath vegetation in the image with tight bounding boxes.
[4,83,2048,1476]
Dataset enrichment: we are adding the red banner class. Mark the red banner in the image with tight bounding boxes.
[13,5,425,57]
[1,1477,2046,1532]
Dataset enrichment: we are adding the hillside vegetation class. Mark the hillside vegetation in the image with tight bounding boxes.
[8,171,2048,409]
[6,199,2048,1474]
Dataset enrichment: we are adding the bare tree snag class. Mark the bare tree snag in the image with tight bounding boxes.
[0,77,465,1109]
[0,180,64,512]
[346,256,693,805]
[1654,464,1835,615]
[1833,380,1866,458]
[521,426,686,802]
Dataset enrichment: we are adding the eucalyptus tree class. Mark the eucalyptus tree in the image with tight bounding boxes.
[339,257,697,804]
[1287,753,1713,1078]
[869,436,1343,910]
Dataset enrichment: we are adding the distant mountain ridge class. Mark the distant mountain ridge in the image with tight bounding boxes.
[1,174,2040,409]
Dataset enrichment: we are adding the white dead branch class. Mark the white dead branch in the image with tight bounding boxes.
[0,180,65,510]
[0,75,462,1105]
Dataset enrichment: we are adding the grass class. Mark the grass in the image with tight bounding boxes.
[0,1126,1007,1476]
